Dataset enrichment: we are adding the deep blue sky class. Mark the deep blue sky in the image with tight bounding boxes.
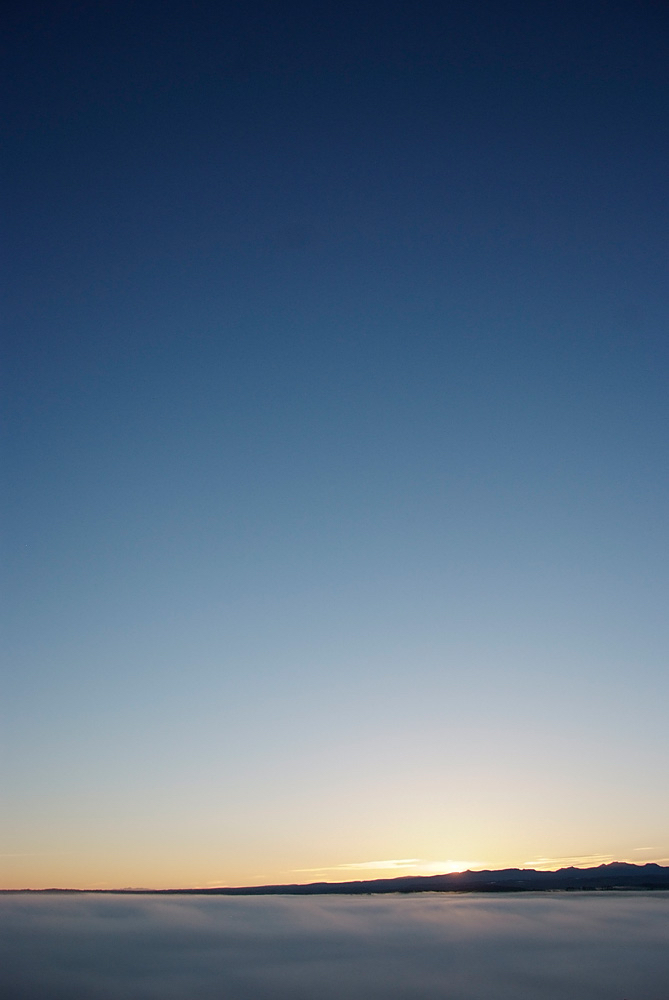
[3,1,668,887]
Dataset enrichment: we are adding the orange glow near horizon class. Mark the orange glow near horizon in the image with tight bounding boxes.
[4,848,669,892]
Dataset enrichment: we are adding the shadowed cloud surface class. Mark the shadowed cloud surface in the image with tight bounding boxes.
[2,893,669,1000]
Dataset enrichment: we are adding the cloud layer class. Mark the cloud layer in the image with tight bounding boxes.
[2,892,669,999]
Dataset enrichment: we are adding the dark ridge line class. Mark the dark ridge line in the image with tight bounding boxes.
[4,862,669,895]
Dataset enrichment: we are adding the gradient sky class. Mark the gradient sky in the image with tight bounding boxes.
[3,0,668,889]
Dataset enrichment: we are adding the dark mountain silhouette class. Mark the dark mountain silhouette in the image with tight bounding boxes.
[170,862,669,894]
[13,862,669,895]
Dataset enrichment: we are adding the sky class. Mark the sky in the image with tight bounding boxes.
[2,0,668,889]
[2,894,669,999]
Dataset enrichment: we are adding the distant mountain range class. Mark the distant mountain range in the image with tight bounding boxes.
[169,862,669,894]
[16,862,669,894]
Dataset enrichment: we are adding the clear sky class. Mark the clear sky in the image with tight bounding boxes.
[3,0,668,889]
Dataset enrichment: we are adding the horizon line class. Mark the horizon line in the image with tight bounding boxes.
[4,860,669,894]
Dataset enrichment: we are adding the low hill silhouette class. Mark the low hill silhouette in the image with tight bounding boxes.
[15,862,669,895]
[174,862,669,894]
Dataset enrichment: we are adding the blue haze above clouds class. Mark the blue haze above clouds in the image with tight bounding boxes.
[2,893,669,1000]
[2,0,669,885]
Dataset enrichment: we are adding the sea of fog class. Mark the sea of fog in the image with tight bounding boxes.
[1,891,668,999]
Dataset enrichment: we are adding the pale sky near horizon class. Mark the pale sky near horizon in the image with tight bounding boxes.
[3,0,669,889]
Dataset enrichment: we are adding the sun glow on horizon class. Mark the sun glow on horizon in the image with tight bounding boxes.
[291,859,485,879]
